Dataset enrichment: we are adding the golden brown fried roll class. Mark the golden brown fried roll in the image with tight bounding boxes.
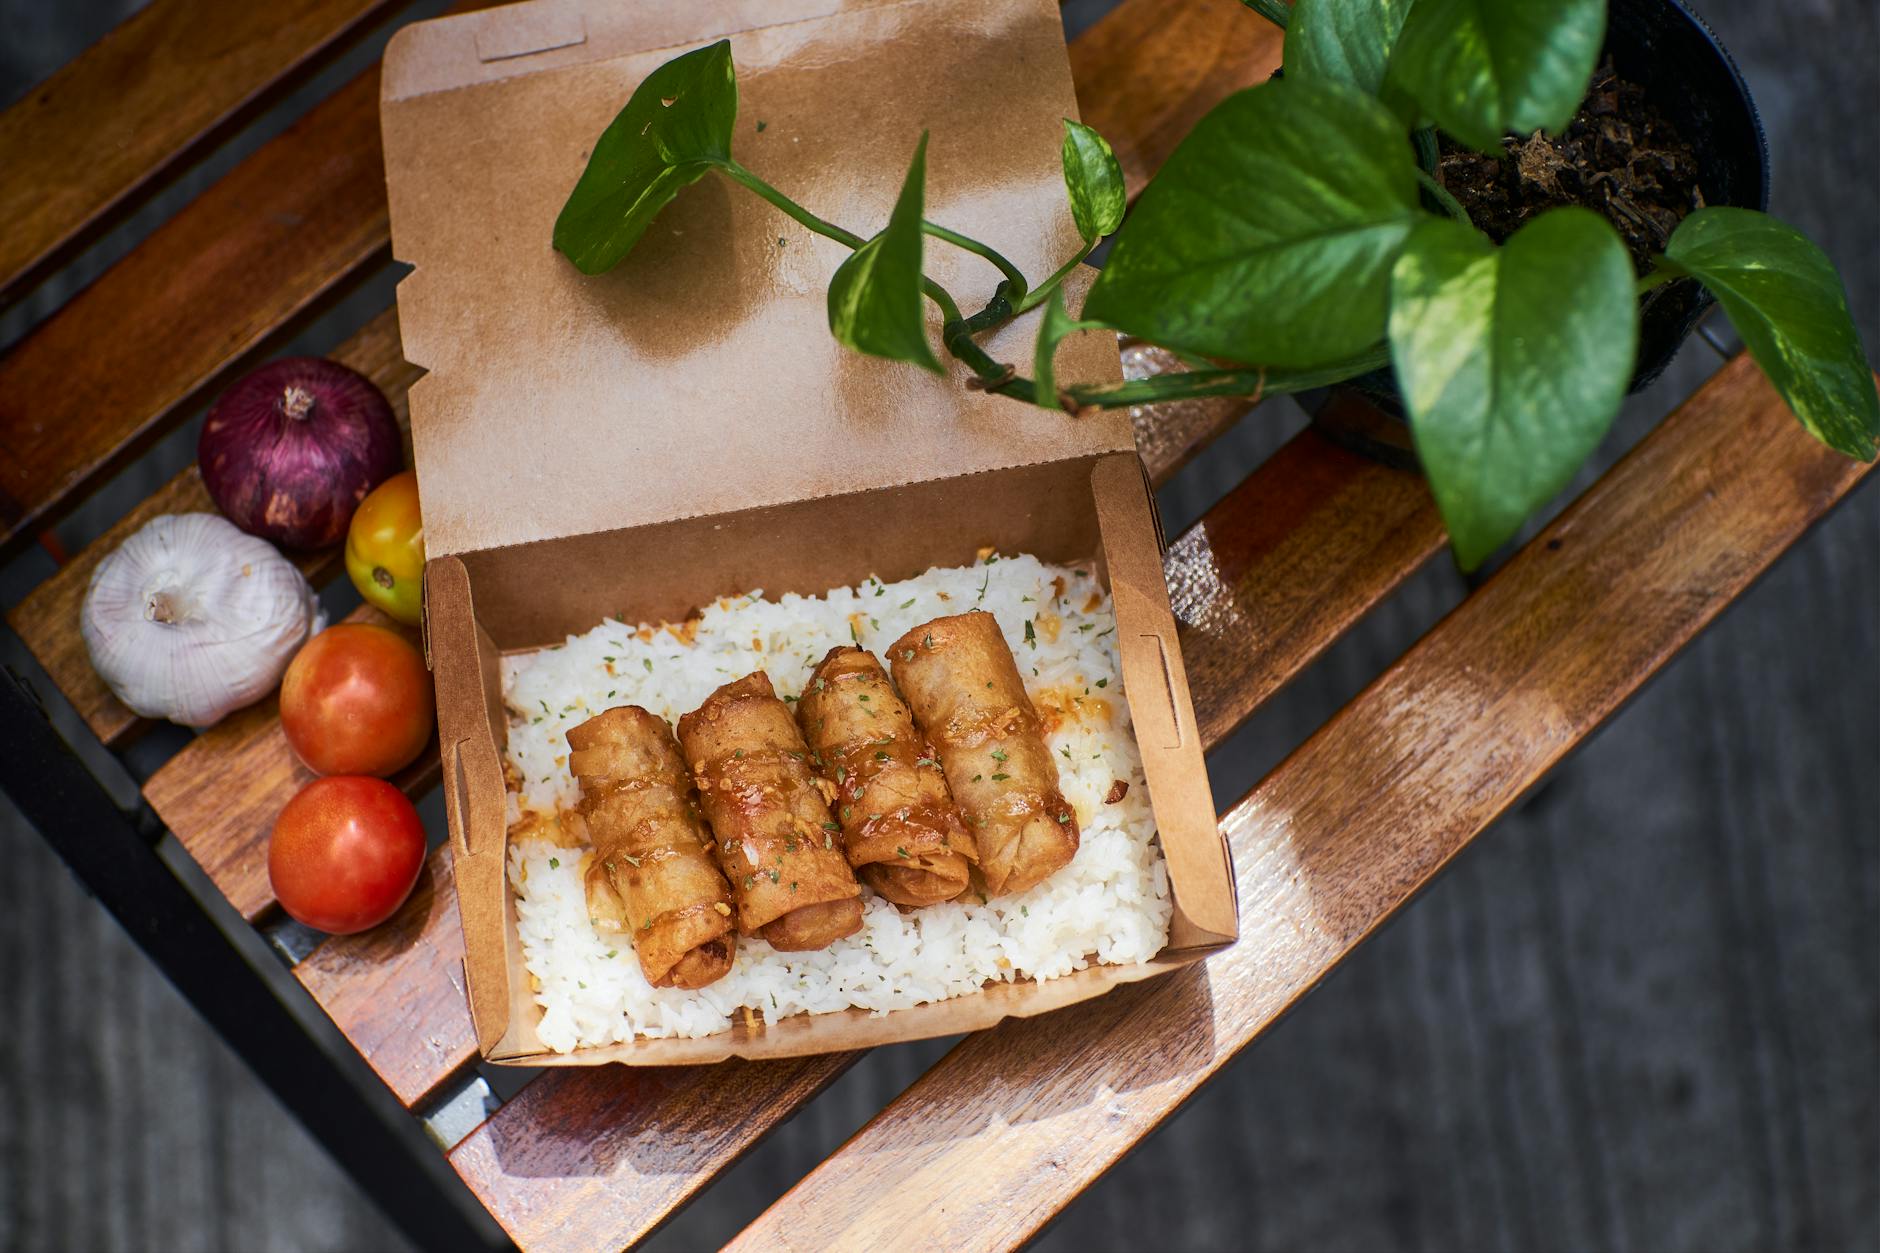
[677,672,864,951]
[566,706,736,989]
[888,611,1080,896]
[795,646,978,907]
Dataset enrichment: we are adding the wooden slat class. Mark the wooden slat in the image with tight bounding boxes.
[293,847,471,1109]
[1070,0,1281,193]
[725,355,1876,1253]
[6,309,415,747]
[0,0,409,307]
[1168,429,1445,746]
[0,66,385,554]
[0,0,496,560]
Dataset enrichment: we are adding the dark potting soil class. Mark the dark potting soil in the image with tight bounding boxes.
[1437,62,1706,274]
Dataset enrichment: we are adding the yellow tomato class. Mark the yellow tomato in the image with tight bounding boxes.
[345,470,425,626]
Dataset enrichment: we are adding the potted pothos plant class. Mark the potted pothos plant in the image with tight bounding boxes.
[553,0,1877,570]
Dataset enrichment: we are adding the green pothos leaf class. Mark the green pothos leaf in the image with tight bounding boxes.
[553,40,738,274]
[1285,0,1413,97]
[1060,119,1126,241]
[1390,207,1637,570]
[827,133,943,374]
[1661,207,1879,461]
[1083,78,1422,368]
[1383,0,1605,154]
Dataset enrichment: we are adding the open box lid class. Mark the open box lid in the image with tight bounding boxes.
[380,0,1130,559]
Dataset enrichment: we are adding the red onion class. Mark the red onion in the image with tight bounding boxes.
[199,357,401,550]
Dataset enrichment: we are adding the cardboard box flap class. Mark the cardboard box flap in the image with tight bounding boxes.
[382,0,1129,559]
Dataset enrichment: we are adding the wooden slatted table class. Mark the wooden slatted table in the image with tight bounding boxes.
[0,2,1868,1250]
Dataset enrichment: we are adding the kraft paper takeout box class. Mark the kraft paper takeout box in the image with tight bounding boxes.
[381,0,1237,1065]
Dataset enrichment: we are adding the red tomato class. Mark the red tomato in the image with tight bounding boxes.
[281,622,434,777]
[270,776,425,933]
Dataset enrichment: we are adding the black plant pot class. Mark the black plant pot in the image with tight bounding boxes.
[1317,0,1769,462]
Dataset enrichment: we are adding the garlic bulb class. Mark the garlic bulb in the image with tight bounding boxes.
[82,513,324,727]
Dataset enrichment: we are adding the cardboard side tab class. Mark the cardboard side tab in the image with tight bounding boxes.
[424,558,515,1052]
[1093,455,1238,948]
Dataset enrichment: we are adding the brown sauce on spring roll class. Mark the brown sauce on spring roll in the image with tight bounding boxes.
[677,672,864,951]
[566,706,735,989]
[795,646,977,907]
[889,611,1079,896]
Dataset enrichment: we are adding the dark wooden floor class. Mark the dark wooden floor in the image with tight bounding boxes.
[2,1,1874,1250]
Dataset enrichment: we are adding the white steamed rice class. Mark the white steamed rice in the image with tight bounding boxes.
[501,553,1169,1050]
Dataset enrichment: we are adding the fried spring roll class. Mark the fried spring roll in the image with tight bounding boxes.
[888,611,1080,896]
[566,706,736,989]
[795,646,978,907]
[677,672,864,951]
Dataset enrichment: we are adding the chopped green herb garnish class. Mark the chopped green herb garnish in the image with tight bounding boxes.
[899,598,915,609]
[875,585,885,597]
[549,857,560,869]
[824,832,833,849]
[623,854,641,867]
[875,750,888,761]
[602,655,615,663]
[606,950,617,959]
[896,847,910,859]
[1024,620,1036,647]
[1078,623,1095,633]
[870,618,879,630]
[1096,678,1108,688]
[972,773,983,782]
[734,748,744,758]
[924,633,934,649]
[822,821,840,831]
[991,749,1007,762]
[1058,812,1072,823]
[992,772,1009,781]
[1021,906,1029,917]
[756,119,768,132]
[643,658,654,672]
[770,869,782,884]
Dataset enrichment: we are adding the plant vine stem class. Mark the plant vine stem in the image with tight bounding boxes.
[922,222,1028,297]
[1013,241,1098,314]
[1239,0,1290,30]
[1415,168,1471,225]
[718,159,865,249]
[1065,345,1391,408]
[722,158,1032,391]
[1637,266,1676,296]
